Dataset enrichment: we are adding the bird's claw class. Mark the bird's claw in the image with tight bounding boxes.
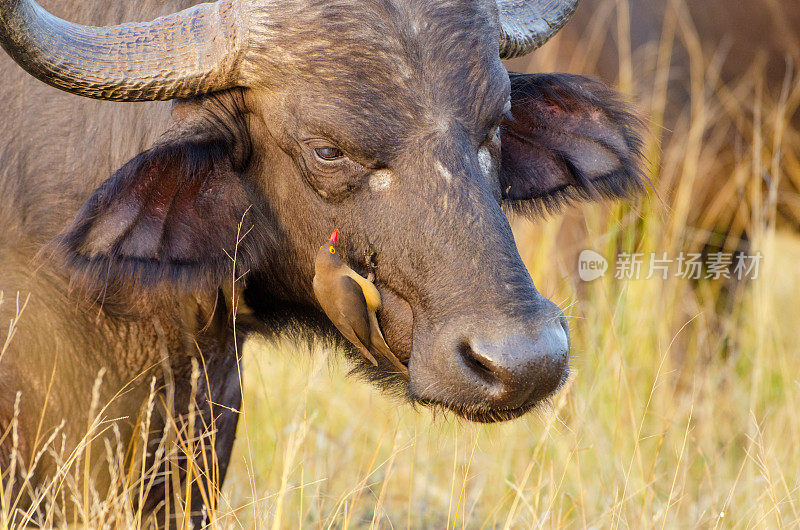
[364,245,377,280]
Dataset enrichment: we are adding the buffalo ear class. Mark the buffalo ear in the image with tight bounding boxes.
[500,73,646,215]
[56,110,270,291]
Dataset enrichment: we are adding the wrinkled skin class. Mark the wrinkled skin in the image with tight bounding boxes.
[0,0,644,524]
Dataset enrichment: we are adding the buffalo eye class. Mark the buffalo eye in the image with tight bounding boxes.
[314,146,344,161]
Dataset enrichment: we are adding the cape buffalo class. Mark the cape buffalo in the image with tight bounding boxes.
[0,0,643,524]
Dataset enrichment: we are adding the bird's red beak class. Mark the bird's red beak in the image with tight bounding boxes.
[329,229,339,246]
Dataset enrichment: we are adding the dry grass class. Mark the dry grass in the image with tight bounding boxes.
[2,0,800,527]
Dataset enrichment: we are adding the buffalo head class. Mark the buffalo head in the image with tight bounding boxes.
[0,0,644,422]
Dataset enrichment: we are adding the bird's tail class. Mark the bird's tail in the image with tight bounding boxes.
[368,312,409,378]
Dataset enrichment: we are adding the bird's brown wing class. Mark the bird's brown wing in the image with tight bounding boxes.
[314,274,378,366]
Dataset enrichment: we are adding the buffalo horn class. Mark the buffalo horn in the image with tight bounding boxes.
[0,0,245,101]
[496,0,581,58]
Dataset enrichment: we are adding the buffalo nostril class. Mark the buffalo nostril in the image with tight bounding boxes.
[454,326,569,409]
[457,340,498,384]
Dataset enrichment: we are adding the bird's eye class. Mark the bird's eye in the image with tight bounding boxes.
[315,147,344,161]
[329,246,335,254]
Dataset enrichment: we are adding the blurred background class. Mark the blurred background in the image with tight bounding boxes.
[219,0,800,526]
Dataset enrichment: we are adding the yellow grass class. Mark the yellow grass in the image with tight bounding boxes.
[2,0,800,527]
[222,228,800,527]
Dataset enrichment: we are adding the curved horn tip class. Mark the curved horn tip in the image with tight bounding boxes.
[497,0,581,59]
[0,0,243,102]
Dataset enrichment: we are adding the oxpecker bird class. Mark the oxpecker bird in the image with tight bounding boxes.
[313,230,409,379]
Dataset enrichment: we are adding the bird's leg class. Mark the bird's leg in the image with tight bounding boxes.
[364,245,377,283]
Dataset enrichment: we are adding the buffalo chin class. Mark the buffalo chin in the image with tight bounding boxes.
[421,400,536,423]
[414,367,570,423]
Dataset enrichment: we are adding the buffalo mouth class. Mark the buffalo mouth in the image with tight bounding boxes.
[355,364,565,423]
[353,347,568,423]
[415,398,536,423]
[414,367,570,424]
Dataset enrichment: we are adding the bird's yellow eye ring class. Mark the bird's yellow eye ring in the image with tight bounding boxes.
[329,246,335,254]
